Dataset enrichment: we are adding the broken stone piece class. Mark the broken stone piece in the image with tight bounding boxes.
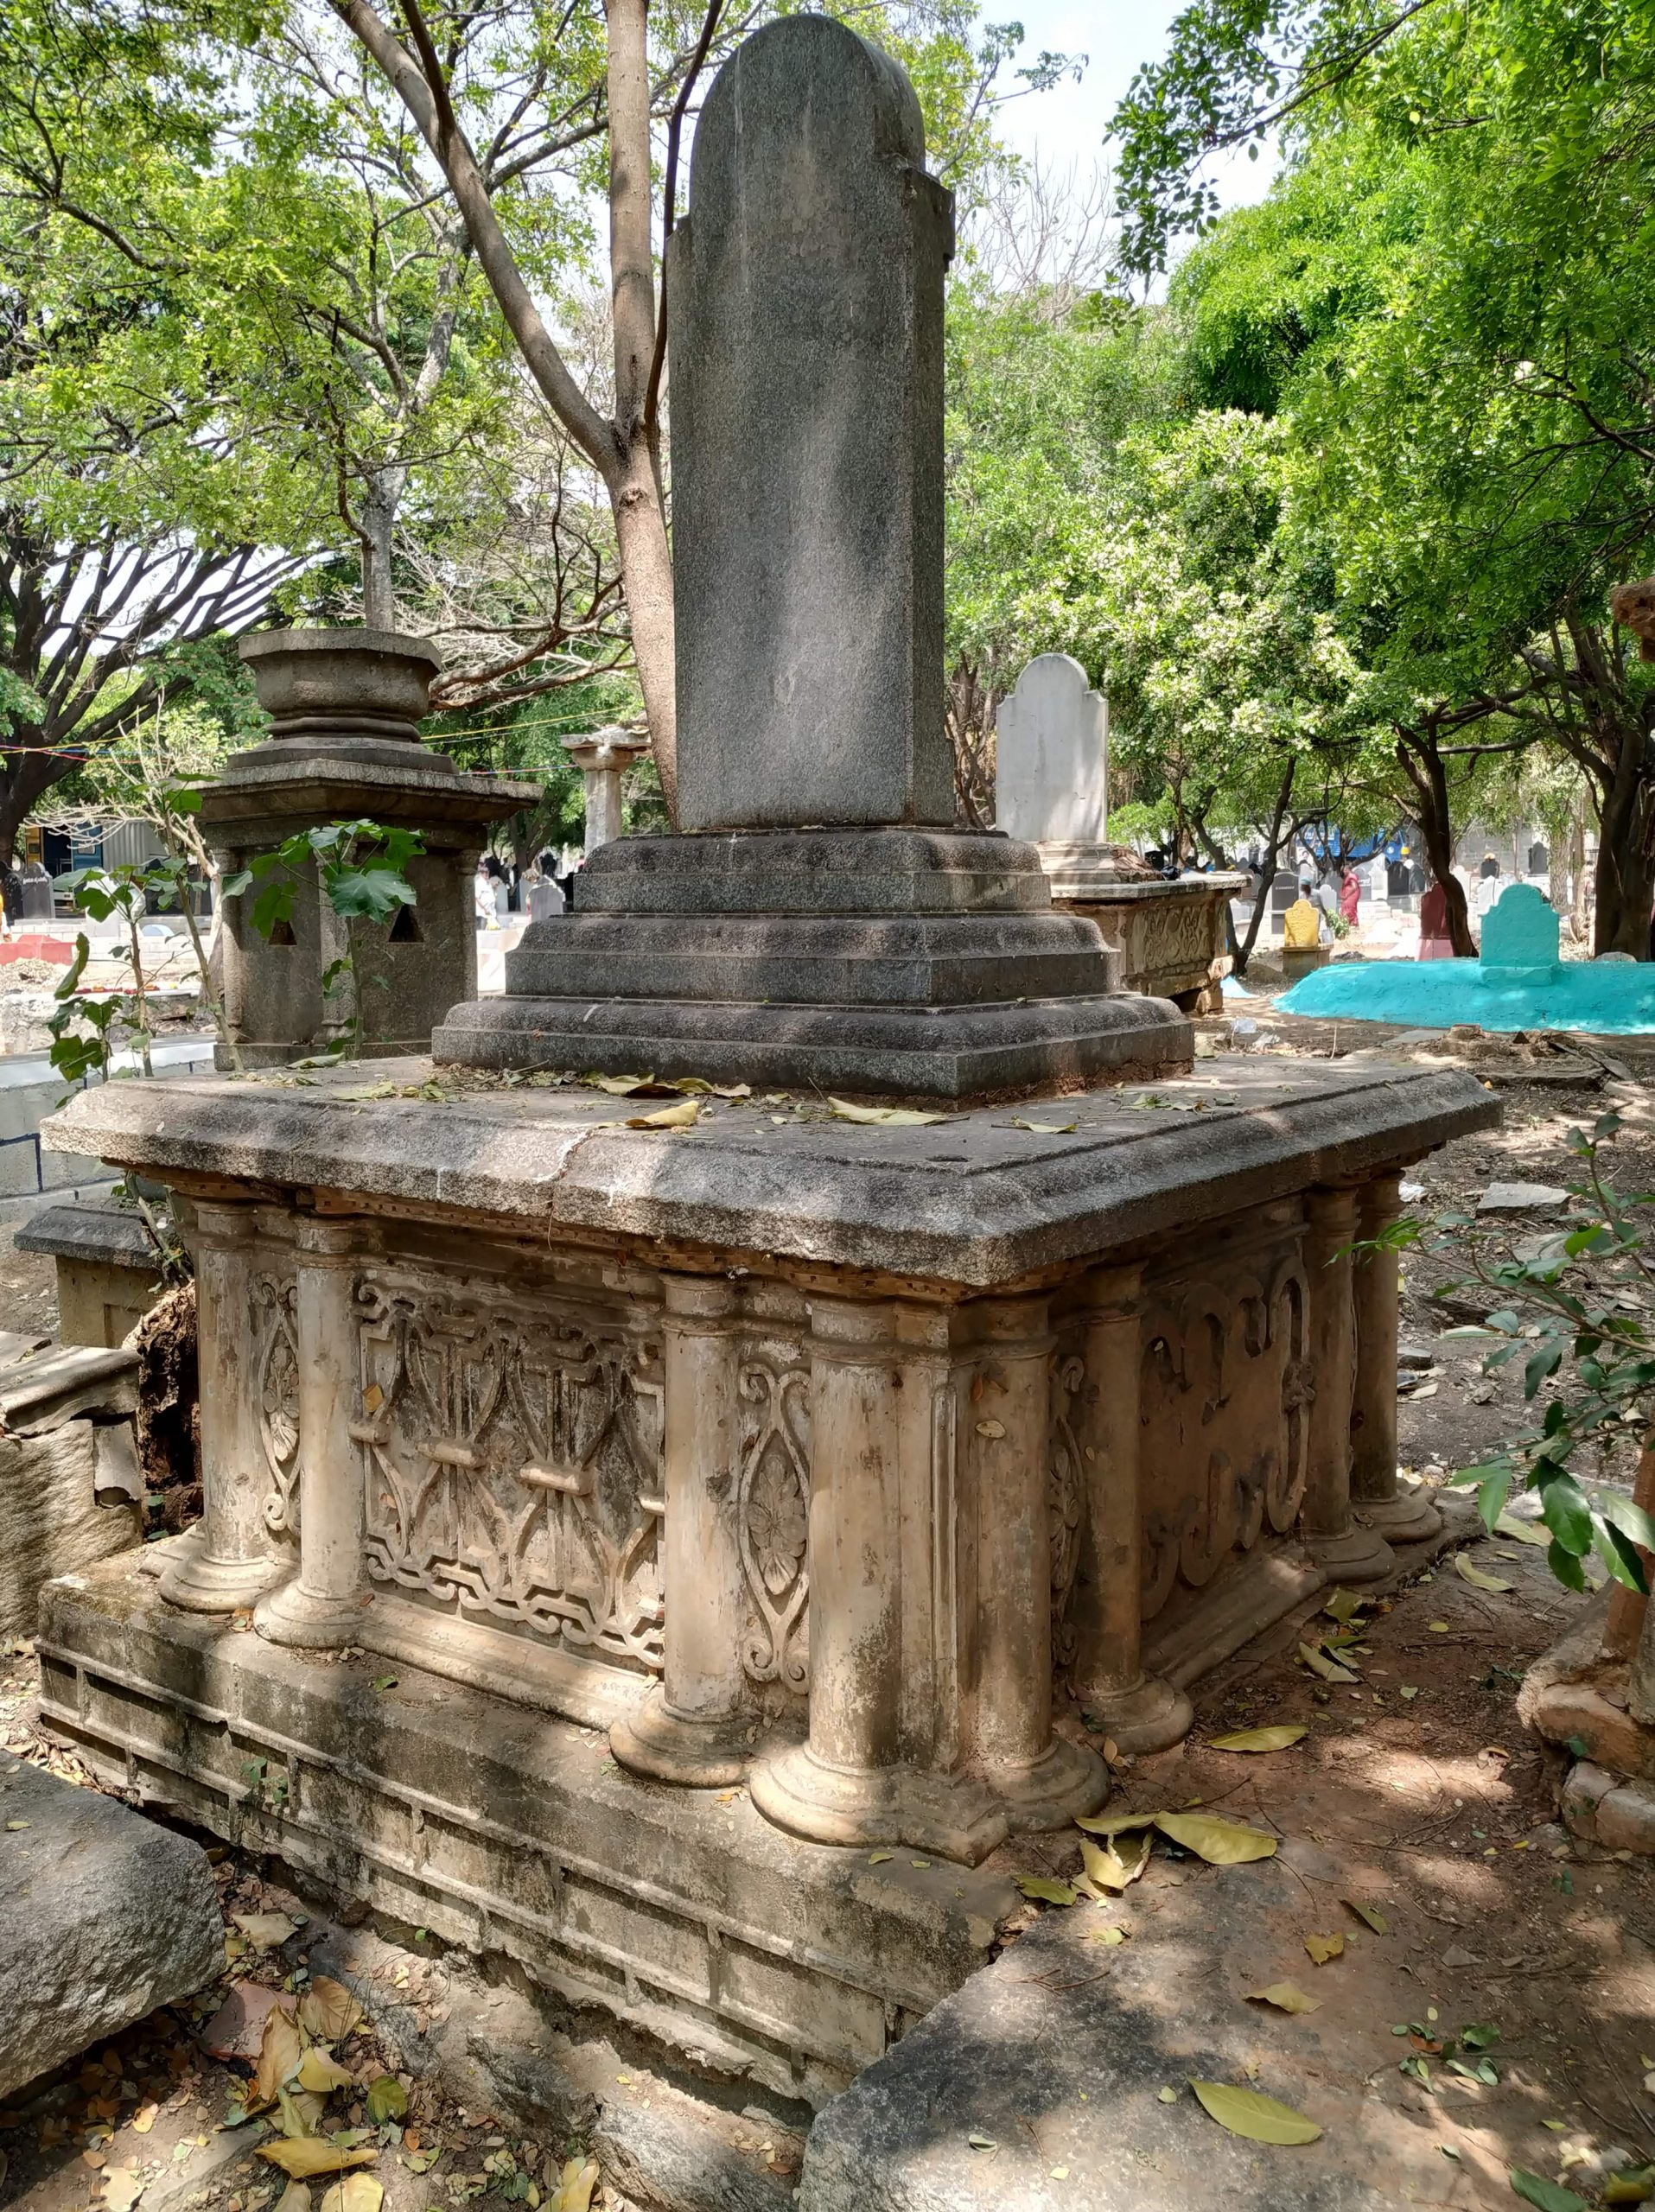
[0,1761,221,2100]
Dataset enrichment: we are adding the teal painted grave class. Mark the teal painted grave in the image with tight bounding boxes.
[1277,882,1655,1033]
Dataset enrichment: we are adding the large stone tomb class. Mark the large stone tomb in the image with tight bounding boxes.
[35,16,1495,2104]
[995,652,1248,1013]
[436,26,1183,1103]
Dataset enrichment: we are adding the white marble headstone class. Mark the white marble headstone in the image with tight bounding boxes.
[994,654,1108,846]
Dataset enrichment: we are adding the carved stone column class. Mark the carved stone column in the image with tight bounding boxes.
[1302,1187,1395,1582]
[749,1294,1005,1861]
[1351,1174,1441,1541]
[612,1274,754,1785]
[566,728,649,855]
[160,1202,284,1611]
[965,1296,1107,1825]
[255,1218,371,1649]
[1068,1265,1193,1751]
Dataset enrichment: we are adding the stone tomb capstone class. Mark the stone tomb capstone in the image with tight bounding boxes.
[993,652,1247,1011]
[36,16,1495,2107]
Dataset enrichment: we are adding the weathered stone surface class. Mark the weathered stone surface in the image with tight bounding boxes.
[995,654,1108,847]
[0,1333,141,1630]
[44,1055,1498,1289]
[1593,1777,1655,1853]
[572,830,1054,916]
[669,17,954,831]
[17,1198,162,1347]
[596,2092,800,2212]
[39,1555,1018,2106]
[0,1759,220,2098]
[1518,1592,1655,1780]
[801,1859,1425,2212]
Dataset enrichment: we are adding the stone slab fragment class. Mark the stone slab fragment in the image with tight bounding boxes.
[670,19,955,831]
[37,1554,1016,2105]
[43,1057,1499,1290]
[16,1198,156,1268]
[0,1758,221,2098]
[0,1418,140,1632]
[801,1857,1439,2212]
[574,830,1053,917]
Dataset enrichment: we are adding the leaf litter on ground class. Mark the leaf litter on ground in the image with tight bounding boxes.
[1206,1724,1308,1753]
[1188,2080,1321,2145]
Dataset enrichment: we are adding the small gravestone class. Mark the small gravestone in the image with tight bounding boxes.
[1480,882,1560,978]
[995,655,1107,848]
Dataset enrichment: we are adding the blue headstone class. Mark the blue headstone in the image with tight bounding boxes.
[1480,883,1560,974]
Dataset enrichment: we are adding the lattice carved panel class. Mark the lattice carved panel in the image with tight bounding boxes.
[355,1272,665,1674]
[735,1341,812,1696]
[1048,1351,1085,1669]
[1138,1252,1310,1623]
[252,1272,301,1542]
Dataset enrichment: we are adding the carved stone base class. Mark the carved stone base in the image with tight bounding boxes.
[1077,1671,1194,1756]
[158,1528,285,1615]
[1360,1486,1444,1544]
[610,1688,759,1787]
[254,1575,371,1651]
[983,1734,1109,1830]
[1306,1522,1397,1584]
[748,1742,1009,1864]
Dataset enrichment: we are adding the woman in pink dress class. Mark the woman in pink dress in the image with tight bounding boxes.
[1339,868,1361,928]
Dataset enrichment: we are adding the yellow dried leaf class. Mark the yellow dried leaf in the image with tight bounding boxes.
[1454,1554,1514,1592]
[1087,1924,1129,1947]
[233,1913,298,1951]
[1428,1621,1451,1633]
[1493,1515,1550,1548]
[1010,1119,1078,1135]
[131,2106,158,2136]
[1247,1982,1321,2015]
[1344,1898,1389,1936]
[1303,1932,1344,1965]
[319,2175,384,2212]
[626,1098,700,1129]
[1188,2080,1321,2145]
[587,1073,655,1094]
[1079,1829,1152,1891]
[549,2157,600,2212]
[1603,2174,1655,2205]
[257,2145,379,2180]
[298,1980,363,2044]
[1074,1809,1161,1836]
[103,2169,145,2212]
[275,2185,312,2212]
[1298,1643,1359,1684]
[296,2050,353,2096]
[253,2003,304,2107]
[1154,1812,1277,1864]
[1016,1876,1078,1905]
[827,1097,948,1126]
[1207,1726,1308,1754]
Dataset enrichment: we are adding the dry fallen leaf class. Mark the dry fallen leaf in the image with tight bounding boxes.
[233,1912,299,1951]
[975,1419,1006,1439]
[298,1980,363,2044]
[1493,1515,1550,1549]
[1188,2080,1321,2145]
[1080,1829,1152,1891]
[296,2050,353,2095]
[626,1097,701,1129]
[1454,1554,1515,1592]
[827,1096,949,1127]
[1010,1118,1078,1135]
[1017,1875,1079,1905]
[1154,1812,1277,1865]
[1344,1898,1389,1936]
[319,2175,384,2212]
[547,2156,600,2212]
[131,2105,158,2136]
[253,2003,305,2107]
[365,2078,408,2126]
[1247,1982,1321,2015]
[1207,1725,1308,1754]
[103,2171,144,2212]
[1303,1932,1345,1965]
[258,2145,379,2180]
[1298,1643,1359,1685]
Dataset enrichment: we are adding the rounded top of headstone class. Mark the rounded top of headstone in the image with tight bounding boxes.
[1480,880,1560,969]
[690,14,926,207]
[237,627,441,745]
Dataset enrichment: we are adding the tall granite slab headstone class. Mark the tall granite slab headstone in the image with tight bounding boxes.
[995,654,1107,849]
[672,28,953,832]
[436,16,1186,1099]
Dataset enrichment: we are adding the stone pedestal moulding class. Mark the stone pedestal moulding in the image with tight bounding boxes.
[34,11,1498,2093]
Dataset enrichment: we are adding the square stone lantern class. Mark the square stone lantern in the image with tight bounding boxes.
[204,631,534,1067]
[35,16,1494,2104]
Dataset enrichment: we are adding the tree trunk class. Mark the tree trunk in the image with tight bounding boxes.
[1396,729,1475,956]
[1591,733,1655,957]
[0,739,67,873]
[1569,803,1590,944]
[360,477,398,631]
[609,435,678,813]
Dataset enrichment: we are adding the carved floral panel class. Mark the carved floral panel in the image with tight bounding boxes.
[252,1271,301,1544]
[1138,1249,1310,1623]
[355,1270,665,1674]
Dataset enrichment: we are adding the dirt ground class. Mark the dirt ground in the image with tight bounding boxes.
[2,1030,1653,2212]
[1,1243,60,1344]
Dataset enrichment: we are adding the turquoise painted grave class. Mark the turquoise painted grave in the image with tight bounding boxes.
[1277,882,1655,1034]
